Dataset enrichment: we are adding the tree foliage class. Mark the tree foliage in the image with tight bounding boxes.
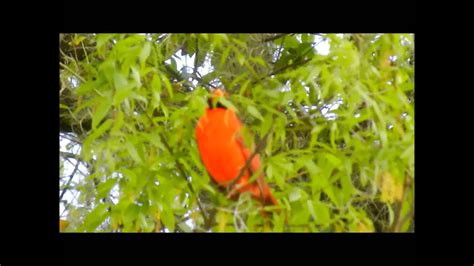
[59,33,414,232]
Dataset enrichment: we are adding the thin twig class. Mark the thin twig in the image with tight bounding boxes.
[225,125,274,199]
[275,35,285,62]
[270,58,312,76]
[158,131,210,225]
[60,151,79,160]
[191,74,218,89]
[396,208,414,232]
[81,39,90,65]
[252,58,312,86]
[59,62,86,83]
[66,46,95,51]
[70,35,80,63]
[61,188,80,217]
[286,170,309,180]
[262,34,289,43]
[136,102,211,228]
[193,38,199,77]
[391,174,414,232]
[59,158,81,201]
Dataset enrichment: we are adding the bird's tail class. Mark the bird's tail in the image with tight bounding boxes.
[228,175,279,206]
[254,178,278,206]
[265,189,278,206]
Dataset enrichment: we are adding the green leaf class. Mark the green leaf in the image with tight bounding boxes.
[96,34,115,49]
[281,92,293,105]
[139,42,151,65]
[161,74,173,99]
[92,98,112,129]
[304,159,320,176]
[236,53,245,65]
[340,174,354,202]
[261,113,273,139]
[301,34,315,43]
[296,42,314,56]
[113,87,133,106]
[387,203,395,226]
[131,67,142,87]
[266,163,273,179]
[232,38,247,48]
[279,162,293,173]
[217,97,237,111]
[90,119,113,141]
[138,213,153,232]
[401,143,414,159]
[238,79,251,96]
[161,204,175,232]
[151,73,162,93]
[111,110,124,134]
[161,104,169,117]
[178,222,192,232]
[123,203,140,226]
[284,35,300,49]
[131,92,148,105]
[121,168,138,187]
[126,142,143,164]
[247,106,264,121]
[152,91,161,109]
[323,186,340,207]
[144,133,166,151]
[60,103,69,109]
[273,168,285,189]
[313,201,330,225]
[289,187,302,202]
[114,72,128,90]
[97,178,117,199]
[76,81,96,95]
[274,54,290,71]
[324,152,342,167]
[99,59,116,82]
[83,203,109,231]
[251,57,267,67]
[74,35,86,45]
[289,202,310,226]
[220,47,231,66]
[201,71,219,84]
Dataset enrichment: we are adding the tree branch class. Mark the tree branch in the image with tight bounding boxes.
[60,133,81,144]
[270,58,312,76]
[60,158,81,201]
[396,208,414,232]
[263,34,289,43]
[390,174,414,232]
[225,125,274,201]
[191,74,218,89]
[60,151,79,160]
[275,35,285,62]
[252,58,312,86]
[193,38,199,77]
[60,62,86,83]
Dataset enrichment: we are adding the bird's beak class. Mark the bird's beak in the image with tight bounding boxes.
[212,88,228,97]
[209,88,228,108]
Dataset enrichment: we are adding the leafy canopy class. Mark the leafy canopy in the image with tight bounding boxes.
[59,33,414,232]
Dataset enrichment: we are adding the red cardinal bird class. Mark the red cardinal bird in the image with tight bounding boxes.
[195,88,278,206]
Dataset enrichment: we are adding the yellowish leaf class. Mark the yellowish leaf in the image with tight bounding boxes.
[356,218,374,232]
[378,172,403,203]
[60,219,70,232]
[217,211,228,232]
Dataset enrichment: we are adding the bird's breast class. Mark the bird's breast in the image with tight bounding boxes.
[195,108,247,184]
